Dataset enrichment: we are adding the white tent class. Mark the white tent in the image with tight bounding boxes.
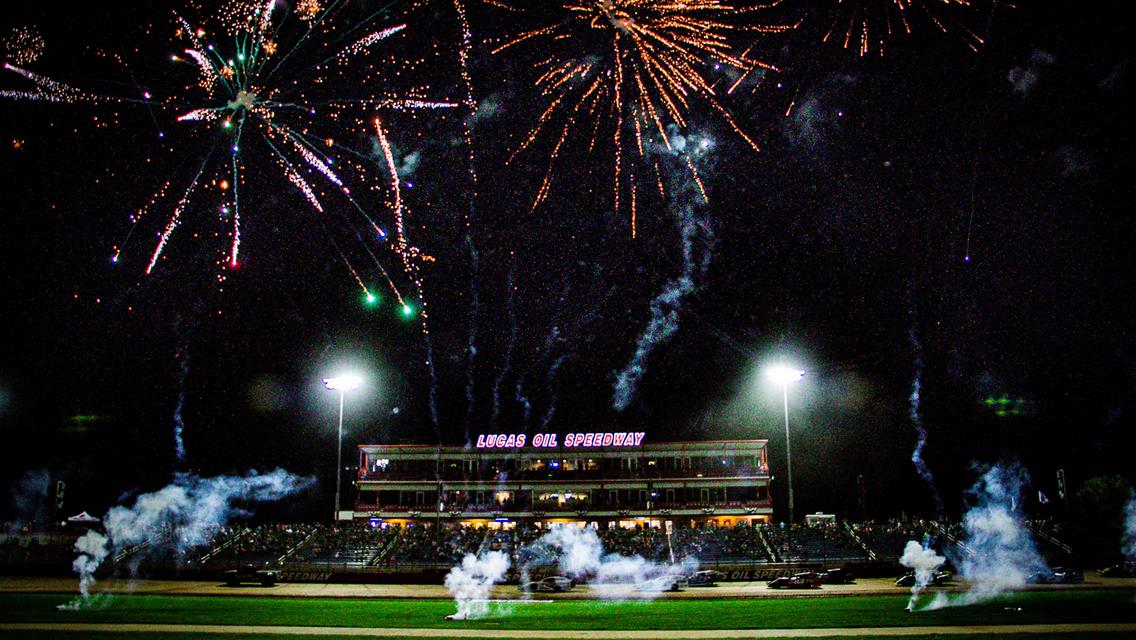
[66,511,100,524]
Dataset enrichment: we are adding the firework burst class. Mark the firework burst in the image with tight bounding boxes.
[491,0,794,236]
[3,26,46,66]
[2,0,454,306]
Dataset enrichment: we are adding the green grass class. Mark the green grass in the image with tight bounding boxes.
[0,590,1133,631]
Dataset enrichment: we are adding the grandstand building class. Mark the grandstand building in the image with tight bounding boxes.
[354,435,772,528]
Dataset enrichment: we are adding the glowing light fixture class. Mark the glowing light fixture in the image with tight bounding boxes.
[766,366,804,385]
[324,373,362,521]
[765,364,803,523]
[323,375,362,392]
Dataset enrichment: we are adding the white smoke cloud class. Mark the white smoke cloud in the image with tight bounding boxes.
[60,468,314,609]
[920,463,1048,611]
[899,539,946,611]
[444,550,511,620]
[957,465,1047,595]
[529,525,696,600]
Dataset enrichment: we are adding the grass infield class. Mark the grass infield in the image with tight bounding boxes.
[0,590,1134,632]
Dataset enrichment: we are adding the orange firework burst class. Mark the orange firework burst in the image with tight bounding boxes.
[492,0,794,236]
[822,0,988,57]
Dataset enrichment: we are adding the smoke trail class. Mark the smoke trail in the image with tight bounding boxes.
[491,257,518,427]
[172,335,190,463]
[464,274,479,446]
[612,209,700,411]
[1122,491,1136,562]
[907,310,942,512]
[919,463,1048,611]
[515,378,532,427]
[612,132,715,411]
[540,354,568,429]
[899,539,946,611]
[60,468,314,609]
[420,320,441,435]
[444,550,511,620]
[526,525,697,600]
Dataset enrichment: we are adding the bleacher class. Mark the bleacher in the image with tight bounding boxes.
[6,514,1093,579]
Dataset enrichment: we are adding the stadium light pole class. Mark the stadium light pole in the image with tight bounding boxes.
[766,366,804,524]
[323,374,362,522]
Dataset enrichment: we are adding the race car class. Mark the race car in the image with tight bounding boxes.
[1100,561,1136,578]
[1026,567,1084,584]
[520,575,575,592]
[768,572,822,589]
[222,563,281,587]
[686,570,727,587]
[818,567,855,584]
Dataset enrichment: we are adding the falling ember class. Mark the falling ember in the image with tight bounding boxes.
[296,0,321,21]
[821,0,988,57]
[490,0,794,229]
[3,26,46,66]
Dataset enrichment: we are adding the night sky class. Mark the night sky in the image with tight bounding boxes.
[0,1,1132,524]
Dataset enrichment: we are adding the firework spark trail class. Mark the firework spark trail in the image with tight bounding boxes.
[908,308,943,513]
[821,0,987,57]
[342,25,407,58]
[114,180,172,264]
[147,156,212,274]
[491,257,518,428]
[374,115,440,434]
[1,63,104,103]
[541,354,569,429]
[491,0,792,233]
[451,0,483,447]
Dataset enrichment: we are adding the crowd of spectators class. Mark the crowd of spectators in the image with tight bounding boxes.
[6,516,1092,575]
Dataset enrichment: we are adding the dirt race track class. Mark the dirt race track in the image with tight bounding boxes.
[3,574,1135,599]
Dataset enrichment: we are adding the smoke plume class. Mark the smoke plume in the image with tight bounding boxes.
[612,131,715,411]
[907,315,942,512]
[528,525,696,600]
[60,468,314,609]
[173,339,190,463]
[1122,491,1136,562]
[899,539,946,611]
[444,550,511,620]
[919,463,1048,611]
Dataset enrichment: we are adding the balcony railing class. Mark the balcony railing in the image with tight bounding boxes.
[358,465,770,483]
[353,498,773,515]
